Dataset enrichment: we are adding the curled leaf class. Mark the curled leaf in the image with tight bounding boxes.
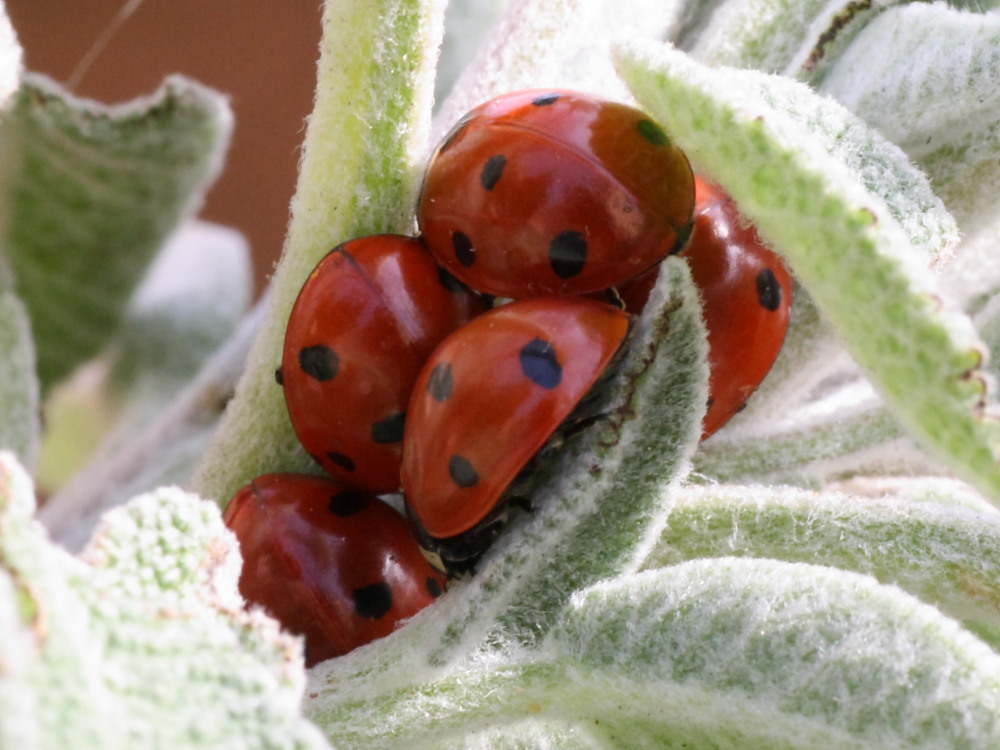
[0,8,33,469]
[551,558,1000,748]
[688,0,886,76]
[644,484,1000,638]
[820,4,1000,235]
[0,451,330,749]
[0,74,232,392]
[616,42,1000,504]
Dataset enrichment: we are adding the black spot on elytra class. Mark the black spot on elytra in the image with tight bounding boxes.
[449,455,480,488]
[549,231,588,279]
[520,338,562,389]
[299,345,339,382]
[453,231,476,268]
[327,452,356,471]
[426,577,443,598]
[274,367,284,386]
[372,412,406,444]
[329,490,369,517]
[428,362,454,402]
[353,582,393,619]
[532,93,561,106]
[481,155,506,190]
[637,119,671,146]
[668,220,695,255]
[756,268,783,311]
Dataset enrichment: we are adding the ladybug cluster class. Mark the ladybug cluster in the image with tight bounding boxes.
[224,90,793,665]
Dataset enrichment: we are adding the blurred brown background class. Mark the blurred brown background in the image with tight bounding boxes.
[6,0,323,296]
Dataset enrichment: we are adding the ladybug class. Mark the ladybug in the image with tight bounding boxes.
[401,296,632,568]
[223,473,448,667]
[280,235,484,493]
[611,177,793,438]
[418,90,696,297]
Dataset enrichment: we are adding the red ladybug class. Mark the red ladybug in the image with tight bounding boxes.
[612,177,793,438]
[280,235,484,493]
[418,90,695,297]
[223,473,448,666]
[401,296,632,567]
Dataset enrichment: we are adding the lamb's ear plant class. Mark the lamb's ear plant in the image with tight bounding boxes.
[6,0,1000,747]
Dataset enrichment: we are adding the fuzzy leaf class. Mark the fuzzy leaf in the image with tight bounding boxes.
[435,0,510,107]
[0,74,232,393]
[644,484,1000,639]
[439,722,606,750]
[820,4,1000,235]
[0,6,35,470]
[686,0,999,78]
[305,257,709,742]
[0,285,38,470]
[194,0,448,507]
[694,393,907,484]
[433,0,687,140]
[309,558,1000,748]
[819,4,1000,153]
[35,221,251,495]
[109,220,251,401]
[944,217,1000,314]
[687,0,884,75]
[0,451,330,749]
[549,559,1000,748]
[616,42,1000,503]
[39,300,265,554]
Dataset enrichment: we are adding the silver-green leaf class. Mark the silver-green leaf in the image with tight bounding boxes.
[687,0,885,76]
[0,5,35,469]
[644,484,1000,639]
[551,559,1000,748]
[820,3,1000,235]
[194,0,448,507]
[0,74,232,393]
[616,42,1000,504]
[0,451,330,749]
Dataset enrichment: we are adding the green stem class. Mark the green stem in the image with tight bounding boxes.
[193,0,446,505]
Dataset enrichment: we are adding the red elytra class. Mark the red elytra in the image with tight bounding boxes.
[614,177,793,438]
[223,473,448,667]
[280,234,484,493]
[401,296,632,566]
[418,89,695,297]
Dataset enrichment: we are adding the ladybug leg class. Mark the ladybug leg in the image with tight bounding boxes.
[598,287,626,309]
[506,494,534,514]
[406,501,509,576]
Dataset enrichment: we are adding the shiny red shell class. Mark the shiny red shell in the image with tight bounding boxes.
[418,89,695,297]
[280,235,484,493]
[615,177,793,438]
[223,473,448,667]
[402,297,631,560]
